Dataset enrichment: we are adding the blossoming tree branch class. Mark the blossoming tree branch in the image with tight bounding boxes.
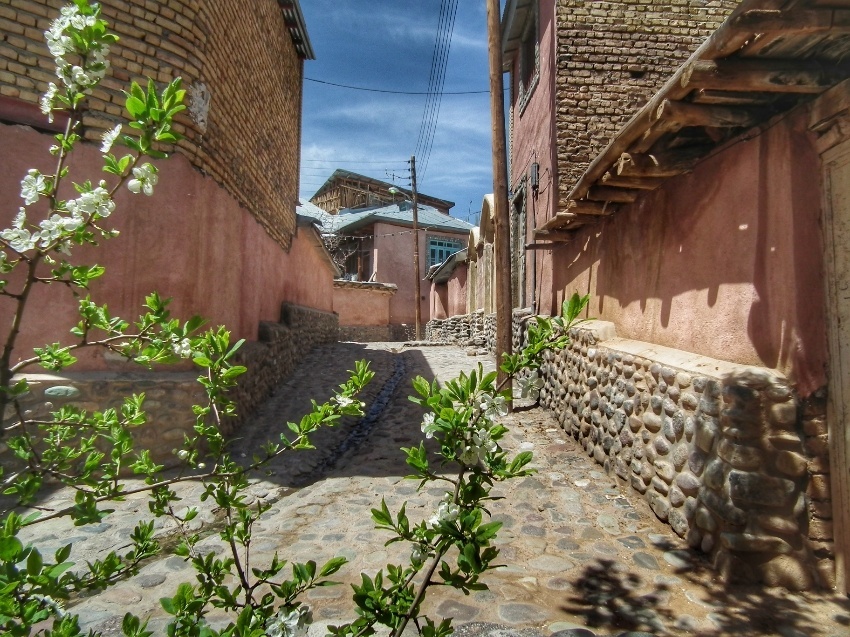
[0,2,590,636]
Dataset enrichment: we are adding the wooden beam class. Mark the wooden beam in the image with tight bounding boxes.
[683,59,850,95]
[692,89,777,106]
[810,77,850,132]
[586,186,639,203]
[732,8,837,34]
[567,0,775,201]
[656,99,761,128]
[567,200,617,216]
[529,230,575,243]
[616,147,707,178]
[537,212,578,232]
[601,172,666,190]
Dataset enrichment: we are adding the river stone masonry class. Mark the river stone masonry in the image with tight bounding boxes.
[426,311,835,590]
[1,303,338,468]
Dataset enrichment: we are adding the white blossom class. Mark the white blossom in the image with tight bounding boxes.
[40,83,58,121]
[100,124,121,153]
[459,426,498,466]
[266,606,313,637]
[410,543,426,565]
[333,394,354,408]
[421,411,438,439]
[427,494,460,529]
[128,163,158,196]
[479,393,508,419]
[12,208,26,230]
[1,227,35,253]
[517,370,544,401]
[36,215,69,247]
[172,338,192,359]
[32,594,65,619]
[20,170,47,206]
[66,185,114,220]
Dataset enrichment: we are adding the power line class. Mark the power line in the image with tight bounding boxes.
[304,77,490,95]
[302,158,410,164]
[415,0,460,181]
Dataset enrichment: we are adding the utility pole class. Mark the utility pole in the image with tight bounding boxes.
[485,0,512,399]
[411,155,422,341]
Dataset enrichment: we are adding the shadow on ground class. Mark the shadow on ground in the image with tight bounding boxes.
[560,547,850,636]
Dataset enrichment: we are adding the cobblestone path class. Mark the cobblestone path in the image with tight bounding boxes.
[14,344,850,637]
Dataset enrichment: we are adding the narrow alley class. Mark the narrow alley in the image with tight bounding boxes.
[18,344,850,637]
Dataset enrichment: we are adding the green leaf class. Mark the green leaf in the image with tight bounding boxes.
[0,536,23,561]
[125,95,146,119]
[319,556,347,577]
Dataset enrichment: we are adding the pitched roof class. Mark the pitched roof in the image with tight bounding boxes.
[332,203,475,235]
[310,169,456,211]
[427,248,468,283]
[296,199,334,230]
[539,0,850,237]
[277,0,315,60]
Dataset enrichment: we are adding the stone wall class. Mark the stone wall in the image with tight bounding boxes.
[2,303,338,467]
[554,0,737,207]
[0,0,304,248]
[338,324,413,343]
[425,311,835,590]
[426,310,493,348]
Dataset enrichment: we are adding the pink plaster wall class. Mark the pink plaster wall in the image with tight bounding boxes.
[430,282,449,321]
[508,0,558,311]
[447,263,468,317]
[333,287,392,326]
[545,111,828,394]
[429,264,468,321]
[372,221,467,325]
[0,123,334,370]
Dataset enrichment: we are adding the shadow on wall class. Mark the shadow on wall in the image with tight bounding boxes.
[548,114,826,389]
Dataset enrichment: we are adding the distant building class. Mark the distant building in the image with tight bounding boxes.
[302,198,473,328]
[310,169,455,215]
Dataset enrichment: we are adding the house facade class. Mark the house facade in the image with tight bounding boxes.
[0,0,339,460]
[502,0,738,312]
[327,203,473,330]
[490,0,850,592]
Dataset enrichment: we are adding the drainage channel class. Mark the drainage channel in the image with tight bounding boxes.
[308,349,410,477]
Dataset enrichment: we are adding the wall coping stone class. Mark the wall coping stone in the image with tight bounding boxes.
[333,280,398,295]
[573,320,787,383]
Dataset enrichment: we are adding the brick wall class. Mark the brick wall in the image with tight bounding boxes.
[554,0,737,206]
[0,0,302,248]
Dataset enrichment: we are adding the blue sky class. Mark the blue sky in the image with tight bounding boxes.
[298,1,496,225]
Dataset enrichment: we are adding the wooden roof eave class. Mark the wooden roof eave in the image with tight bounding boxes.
[565,0,850,209]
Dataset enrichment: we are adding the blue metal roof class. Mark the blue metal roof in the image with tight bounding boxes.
[333,203,474,235]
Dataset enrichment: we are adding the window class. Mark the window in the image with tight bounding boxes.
[517,2,539,115]
[428,237,464,268]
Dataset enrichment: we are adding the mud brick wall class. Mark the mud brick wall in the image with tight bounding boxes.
[1,304,338,468]
[554,0,737,206]
[0,0,303,248]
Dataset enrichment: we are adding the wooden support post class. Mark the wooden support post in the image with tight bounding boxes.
[486,0,512,399]
[411,155,421,341]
